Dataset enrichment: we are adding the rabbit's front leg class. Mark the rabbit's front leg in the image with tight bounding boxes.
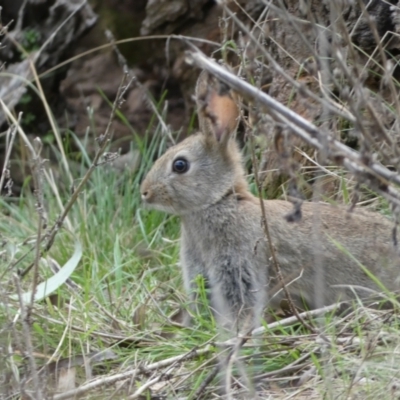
[180,234,208,326]
[210,255,265,332]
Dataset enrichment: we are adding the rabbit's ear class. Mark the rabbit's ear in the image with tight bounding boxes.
[195,71,239,144]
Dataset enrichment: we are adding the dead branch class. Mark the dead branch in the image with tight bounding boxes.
[185,50,400,208]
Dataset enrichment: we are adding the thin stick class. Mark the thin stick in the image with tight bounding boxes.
[248,122,316,333]
[13,274,42,399]
[185,50,400,204]
[0,119,18,194]
[29,138,47,309]
[194,365,220,399]
[127,375,161,399]
[43,74,128,250]
[52,345,211,400]
[252,303,341,336]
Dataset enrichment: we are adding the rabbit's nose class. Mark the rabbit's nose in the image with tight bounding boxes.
[141,188,152,202]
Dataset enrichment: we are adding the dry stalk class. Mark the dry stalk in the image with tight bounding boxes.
[127,374,161,399]
[173,350,221,390]
[195,328,254,399]
[42,72,133,253]
[224,334,254,400]
[343,327,382,398]
[266,0,398,165]
[247,123,316,333]
[3,28,72,182]
[254,350,313,380]
[13,274,42,399]
[0,118,18,195]
[1,30,135,277]
[251,303,341,336]
[218,4,356,122]
[29,137,47,308]
[105,29,175,145]
[38,35,220,82]
[185,50,400,209]
[52,345,211,400]
[358,0,400,121]
[193,364,220,399]
[0,245,35,281]
[205,2,400,196]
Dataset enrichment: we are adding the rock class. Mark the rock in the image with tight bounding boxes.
[141,0,209,35]
[0,0,97,126]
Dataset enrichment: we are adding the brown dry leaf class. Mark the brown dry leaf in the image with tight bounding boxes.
[132,303,147,329]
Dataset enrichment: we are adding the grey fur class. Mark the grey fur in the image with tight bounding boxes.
[141,73,400,330]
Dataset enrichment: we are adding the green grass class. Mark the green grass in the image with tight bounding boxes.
[2,128,400,399]
[1,104,400,400]
[0,110,228,397]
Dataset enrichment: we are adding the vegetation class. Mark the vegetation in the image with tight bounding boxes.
[2,1,400,399]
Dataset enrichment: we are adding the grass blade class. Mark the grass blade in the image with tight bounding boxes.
[11,241,82,304]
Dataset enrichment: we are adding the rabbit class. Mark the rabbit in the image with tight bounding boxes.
[140,71,400,331]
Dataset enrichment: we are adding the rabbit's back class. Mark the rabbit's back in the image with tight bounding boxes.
[261,199,399,308]
[182,192,399,315]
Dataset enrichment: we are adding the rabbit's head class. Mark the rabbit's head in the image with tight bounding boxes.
[141,72,247,215]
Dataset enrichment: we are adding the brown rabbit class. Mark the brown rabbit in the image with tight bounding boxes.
[140,71,400,330]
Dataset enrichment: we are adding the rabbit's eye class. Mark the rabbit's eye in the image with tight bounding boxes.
[172,158,189,173]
